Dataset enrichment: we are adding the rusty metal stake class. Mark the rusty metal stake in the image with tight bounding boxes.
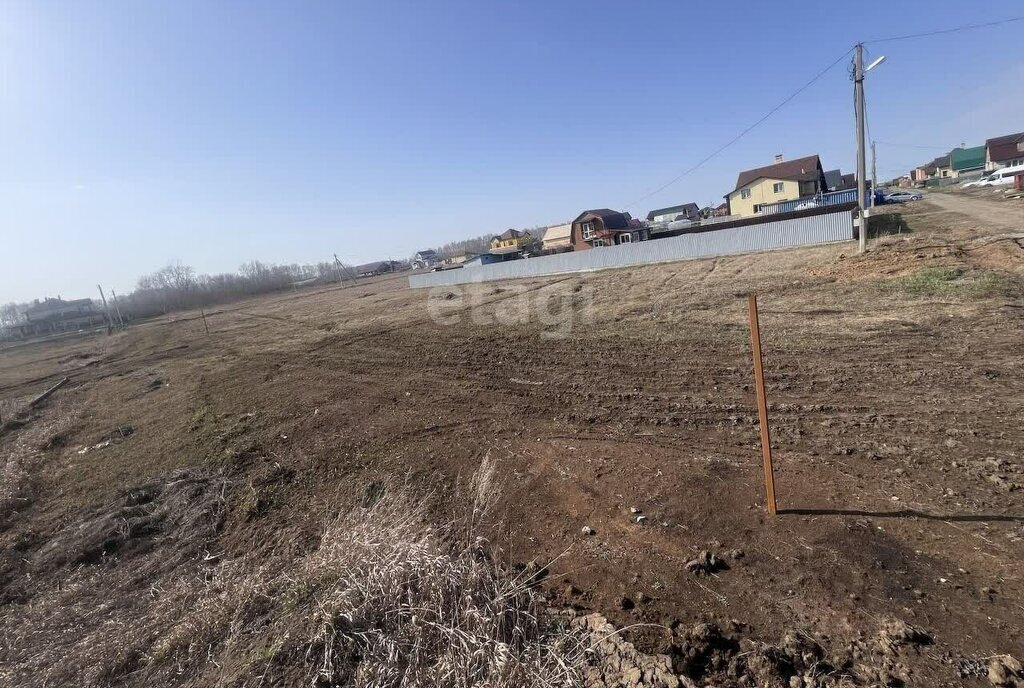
[748,293,778,515]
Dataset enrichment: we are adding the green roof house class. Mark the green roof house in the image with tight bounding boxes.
[950,145,985,176]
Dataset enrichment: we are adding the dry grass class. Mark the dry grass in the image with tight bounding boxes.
[0,399,78,520]
[878,266,1012,298]
[0,468,589,687]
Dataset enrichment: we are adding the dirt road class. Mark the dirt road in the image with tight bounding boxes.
[1,195,1023,687]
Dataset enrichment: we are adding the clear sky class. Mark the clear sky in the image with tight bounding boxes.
[1,1,1022,303]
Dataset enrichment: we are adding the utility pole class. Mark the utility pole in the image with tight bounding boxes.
[110,289,125,328]
[97,285,113,335]
[871,140,878,206]
[334,253,358,285]
[854,43,868,253]
[332,252,345,285]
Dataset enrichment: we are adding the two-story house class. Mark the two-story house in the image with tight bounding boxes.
[986,132,1024,171]
[726,154,827,217]
[570,209,648,250]
[490,229,533,254]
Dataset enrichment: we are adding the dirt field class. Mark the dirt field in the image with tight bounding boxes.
[1,191,1022,687]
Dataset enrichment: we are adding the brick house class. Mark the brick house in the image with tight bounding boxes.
[570,209,649,250]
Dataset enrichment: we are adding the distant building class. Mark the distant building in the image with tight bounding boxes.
[824,169,857,192]
[985,132,1024,171]
[489,229,533,254]
[16,297,106,338]
[540,223,572,252]
[443,252,478,266]
[950,145,986,176]
[645,203,700,224]
[726,154,827,217]
[570,209,648,250]
[412,250,440,269]
[355,260,401,278]
[932,154,953,179]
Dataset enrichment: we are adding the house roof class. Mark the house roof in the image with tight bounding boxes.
[646,203,699,221]
[734,154,822,191]
[494,228,528,241]
[950,145,985,171]
[542,224,572,242]
[24,298,93,316]
[933,154,951,168]
[355,261,393,273]
[415,249,437,257]
[571,209,632,230]
[986,132,1024,163]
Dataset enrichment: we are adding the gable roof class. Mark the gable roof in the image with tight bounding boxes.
[950,145,985,171]
[415,249,437,258]
[541,223,572,242]
[986,132,1024,163]
[646,203,700,221]
[571,208,632,229]
[734,154,822,191]
[933,154,951,168]
[494,228,528,241]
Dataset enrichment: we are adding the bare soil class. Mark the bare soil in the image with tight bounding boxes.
[1,192,1022,686]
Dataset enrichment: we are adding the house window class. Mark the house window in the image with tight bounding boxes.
[773,182,784,194]
[617,233,632,244]
[740,189,752,200]
[592,238,606,247]
[581,221,595,240]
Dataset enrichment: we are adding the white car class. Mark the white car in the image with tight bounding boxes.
[794,200,819,211]
[961,176,993,188]
[978,164,1024,187]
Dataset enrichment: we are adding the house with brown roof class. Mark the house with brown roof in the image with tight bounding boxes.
[725,154,827,217]
[570,209,648,250]
[986,132,1024,171]
[489,229,533,254]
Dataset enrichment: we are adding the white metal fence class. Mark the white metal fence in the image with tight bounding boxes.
[409,208,853,288]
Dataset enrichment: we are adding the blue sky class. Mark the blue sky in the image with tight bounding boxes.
[1,1,1022,302]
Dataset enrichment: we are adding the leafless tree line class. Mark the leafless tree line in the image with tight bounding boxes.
[0,259,358,333]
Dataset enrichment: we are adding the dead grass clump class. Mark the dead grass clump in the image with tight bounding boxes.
[147,489,587,687]
[878,267,1011,298]
[0,399,79,520]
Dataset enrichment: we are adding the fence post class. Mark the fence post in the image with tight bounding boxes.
[748,293,778,515]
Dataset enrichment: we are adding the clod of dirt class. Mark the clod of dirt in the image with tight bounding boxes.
[988,655,1024,687]
[574,614,685,688]
[684,550,728,576]
[877,618,933,654]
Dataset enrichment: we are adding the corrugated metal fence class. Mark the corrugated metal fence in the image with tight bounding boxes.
[409,208,853,288]
[759,189,859,215]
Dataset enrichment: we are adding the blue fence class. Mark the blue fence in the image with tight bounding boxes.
[759,189,860,215]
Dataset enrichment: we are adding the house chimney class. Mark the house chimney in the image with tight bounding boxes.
[774,154,784,164]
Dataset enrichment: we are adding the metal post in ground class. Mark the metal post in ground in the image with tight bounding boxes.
[748,293,778,515]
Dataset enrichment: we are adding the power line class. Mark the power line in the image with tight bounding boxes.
[623,47,854,210]
[864,15,1024,44]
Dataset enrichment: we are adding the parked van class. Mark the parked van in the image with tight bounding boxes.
[980,164,1024,186]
